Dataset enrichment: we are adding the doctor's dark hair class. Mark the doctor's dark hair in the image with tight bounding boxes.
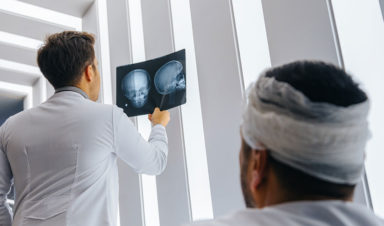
[37,31,96,89]
[245,61,368,199]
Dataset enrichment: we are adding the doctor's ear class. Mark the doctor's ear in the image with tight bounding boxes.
[249,150,268,190]
[84,64,94,81]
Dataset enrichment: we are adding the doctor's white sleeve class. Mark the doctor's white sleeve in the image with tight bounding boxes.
[0,123,13,226]
[113,107,168,175]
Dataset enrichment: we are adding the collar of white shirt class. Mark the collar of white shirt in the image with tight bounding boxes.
[55,86,89,99]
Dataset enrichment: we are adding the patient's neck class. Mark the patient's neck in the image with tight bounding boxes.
[257,172,353,208]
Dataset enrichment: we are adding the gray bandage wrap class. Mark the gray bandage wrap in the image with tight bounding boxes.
[241,74,370,184]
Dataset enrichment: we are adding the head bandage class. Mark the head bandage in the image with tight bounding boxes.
[241,73,370,184]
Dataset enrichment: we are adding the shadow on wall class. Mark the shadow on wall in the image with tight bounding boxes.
[381,0,384,21]
[0,96,24,126]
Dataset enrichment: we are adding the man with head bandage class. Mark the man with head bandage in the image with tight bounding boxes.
[184,61,383,226]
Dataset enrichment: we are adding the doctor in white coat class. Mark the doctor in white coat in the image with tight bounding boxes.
[185,61,384,226]
[0,31,170,226]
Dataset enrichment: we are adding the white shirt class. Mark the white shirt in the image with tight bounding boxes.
[185,200,384,226]
[0,88,168,226]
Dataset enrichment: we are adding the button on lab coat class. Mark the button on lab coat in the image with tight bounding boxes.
[185,200,384,226]
[0,89,168,226]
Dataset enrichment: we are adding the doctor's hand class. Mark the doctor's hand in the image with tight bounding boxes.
[148,107,170,127]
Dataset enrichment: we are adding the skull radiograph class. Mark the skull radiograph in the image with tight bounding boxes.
[154,60,186,95]
[117,49,186,117]
[121,69,151,108]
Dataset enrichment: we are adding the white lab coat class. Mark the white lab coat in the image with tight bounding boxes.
[185,200,384,226]
[0,88,168,226]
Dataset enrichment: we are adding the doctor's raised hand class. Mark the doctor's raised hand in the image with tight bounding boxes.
[148,107,170,127]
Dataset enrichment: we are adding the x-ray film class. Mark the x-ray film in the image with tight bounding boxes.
[116,49,186,117]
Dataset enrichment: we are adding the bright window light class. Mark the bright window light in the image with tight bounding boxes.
[137,115,161,226]
[127,0,146,61]
[330,0,384,217]
[6,199,14,205]
[41,79,47,102]
[141,167,161,226]
[35,76,47,104]
[0,58,41,76]
[169,0,214,221]
[97,0,113,105]
[0,0,82,30]
[0,31,43,50]
[128,0,161,226]
[231,0,271,89]
[116,204,121,226]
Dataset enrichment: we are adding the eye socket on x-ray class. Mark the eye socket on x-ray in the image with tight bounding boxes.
[121,69,151,108]
[154,60,186,95]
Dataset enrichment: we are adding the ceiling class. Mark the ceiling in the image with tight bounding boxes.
[0,0,94,113]
[19,0,95,17]
[0,43,38,66]
[0,11,66,40]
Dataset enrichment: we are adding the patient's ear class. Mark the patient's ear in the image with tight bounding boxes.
[249,150,268,192]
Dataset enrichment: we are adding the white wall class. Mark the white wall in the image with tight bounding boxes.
[261,0,339,66]
[189,0,246,218]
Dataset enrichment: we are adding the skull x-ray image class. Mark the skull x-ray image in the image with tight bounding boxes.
[155,60,186,95]
[121,69,151,108]
[116,49,186,117]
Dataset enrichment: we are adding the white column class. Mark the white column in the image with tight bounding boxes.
[95,0,112,104]
[231,0,271,89]
[169,0,214,221]
[128,1,162,225]
[140,1,192,225]
[189,0,245,217]
[261,0,339,66]
[105,0,146,225]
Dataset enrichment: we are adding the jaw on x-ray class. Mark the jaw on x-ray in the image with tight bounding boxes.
[116,49,186,117]
[121,69,151,108]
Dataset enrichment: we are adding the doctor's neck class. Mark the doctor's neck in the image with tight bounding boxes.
[73,59,100,102]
